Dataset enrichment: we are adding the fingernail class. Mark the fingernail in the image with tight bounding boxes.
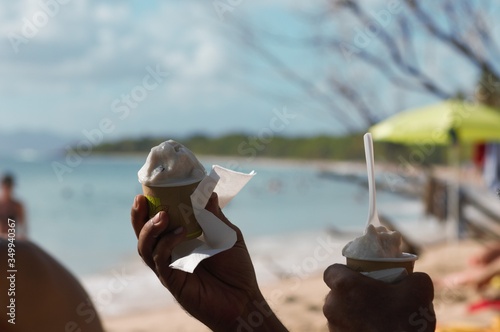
[152,212,163,225]
[174,227,184,235]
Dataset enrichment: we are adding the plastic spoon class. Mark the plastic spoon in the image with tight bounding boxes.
[364,133,381,229]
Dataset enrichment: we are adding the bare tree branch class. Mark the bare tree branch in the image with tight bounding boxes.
[341,1,453,99]
[397,16,418,67]
[328,76,375,126]
[228,0,500,133]
[233,23,360,131]
[406,0,500,81]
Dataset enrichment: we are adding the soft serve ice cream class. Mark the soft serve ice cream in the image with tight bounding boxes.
[342,225,403,260]
[138,140,207,239]
[342,132,417,278]
[138,140,207,187]
[342,224,417,277]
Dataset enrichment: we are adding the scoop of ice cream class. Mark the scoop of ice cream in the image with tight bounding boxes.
[138,140,207,186]
[342,225,403,259]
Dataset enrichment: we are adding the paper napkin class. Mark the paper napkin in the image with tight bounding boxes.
[169,165,255,273]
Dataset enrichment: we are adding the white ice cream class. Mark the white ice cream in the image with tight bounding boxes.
[342,225,403,259]
[138,140,207,186]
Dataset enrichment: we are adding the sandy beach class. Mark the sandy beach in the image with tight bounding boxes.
[103,270,330,332]
[103,240,500,332]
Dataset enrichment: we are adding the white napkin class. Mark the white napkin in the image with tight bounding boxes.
[169,165,255,273]
[362,268,408,283]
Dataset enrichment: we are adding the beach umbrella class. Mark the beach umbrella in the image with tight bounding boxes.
[369,99,500,240]
[370,99,500,145]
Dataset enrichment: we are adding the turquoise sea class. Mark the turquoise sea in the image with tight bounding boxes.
[1,155,418,316]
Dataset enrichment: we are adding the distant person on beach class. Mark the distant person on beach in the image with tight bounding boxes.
[484,143,500,192]
[439,189,500,291]
[131,193,436,331]
[441,234,500,289]
[472,142,486,182]
[0,173,27,239]
[0,239,104,331]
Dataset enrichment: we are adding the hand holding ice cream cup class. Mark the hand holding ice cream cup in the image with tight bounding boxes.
[342,224,418,281]
[138,140,207,240]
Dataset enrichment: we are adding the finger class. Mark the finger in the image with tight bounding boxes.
[205,192,243,240]
[323,264,343,289]
[322,292,351,330]
[322,291,336,322]
[205,192,225,221]
[401,272,435,302]
[151,227,188,292]
[131,195,149,238]
[323,264,371,290]
[137,211,170,270]
[396,272,436,327]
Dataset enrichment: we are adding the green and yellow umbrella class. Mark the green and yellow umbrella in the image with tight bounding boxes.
[370,100,500,145]
[369,100,500,239]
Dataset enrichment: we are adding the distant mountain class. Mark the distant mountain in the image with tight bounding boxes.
[0,130,73,160]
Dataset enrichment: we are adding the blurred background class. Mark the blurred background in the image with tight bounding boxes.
[1,0,500,326]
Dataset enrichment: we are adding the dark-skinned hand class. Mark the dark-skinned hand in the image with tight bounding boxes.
[131,193,287,332]
[323,264,435,332]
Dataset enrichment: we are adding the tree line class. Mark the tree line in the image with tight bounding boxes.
[92,133,455,164]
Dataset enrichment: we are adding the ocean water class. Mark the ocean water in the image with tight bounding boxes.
[1,155,418,316]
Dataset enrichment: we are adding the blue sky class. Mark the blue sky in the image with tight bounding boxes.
[1,0,498,144]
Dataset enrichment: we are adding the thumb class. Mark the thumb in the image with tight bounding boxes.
[205,192,244,240]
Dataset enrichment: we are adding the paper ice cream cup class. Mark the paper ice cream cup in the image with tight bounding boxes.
[142,180,202,239]
[345,253,418,274]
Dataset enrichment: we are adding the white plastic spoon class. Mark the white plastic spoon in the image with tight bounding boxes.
[364,133,381,229]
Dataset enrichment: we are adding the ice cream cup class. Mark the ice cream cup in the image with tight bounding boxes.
[345,253,418,275]
[142,180,202,239]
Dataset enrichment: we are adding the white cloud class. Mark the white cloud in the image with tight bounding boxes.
[0,0,354,139]
[0,1,230,85]
[0,0,296,79]
[0,0,249,137]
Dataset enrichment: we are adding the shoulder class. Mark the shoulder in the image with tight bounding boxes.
[12,200,25,218]
[0,239,105,331]
[13,199,24,209]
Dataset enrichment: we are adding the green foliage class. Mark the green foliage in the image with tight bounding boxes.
[91,133,451,164]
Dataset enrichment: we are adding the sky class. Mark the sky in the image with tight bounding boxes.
[1,0,499,146]
[0,0,335,143]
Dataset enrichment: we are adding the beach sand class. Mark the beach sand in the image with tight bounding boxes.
[103,240,500,331]
[420,240,500,330]
[103,271,329,332]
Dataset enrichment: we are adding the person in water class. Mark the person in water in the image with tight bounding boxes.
[0,173,27,239]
